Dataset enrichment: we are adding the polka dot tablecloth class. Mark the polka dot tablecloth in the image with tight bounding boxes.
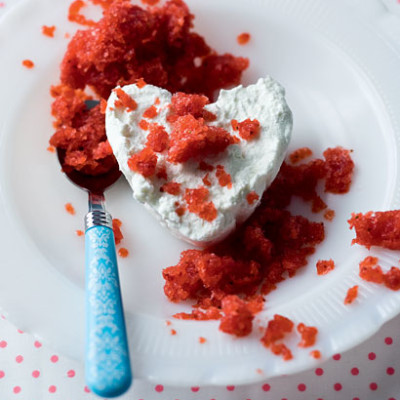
[2,0,400,399]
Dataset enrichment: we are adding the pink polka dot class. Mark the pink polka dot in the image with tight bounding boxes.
[385,337,393,345]
[0,2,4,7]
[17,329,23,334]
[84,386,91,393]
[50,355,59,363]
[0,371,4,378]
[351,367,359,375]
[368,352,376,360]
[34,341,42,348]
[262,383,271,392]
[298,383,306,392]
[334,383,342,391]
[15,355,23,363]
[226,386,235,391]
[32,370,40,378]
[388,398,397,400]
[13,386,21,394]
[333,353,341,361]
[67,369,75,378]
[370,382,378,391]
[315,368,324,376]
[353,398,360,400]
[154,385,164,393]
[191,387,199,392]
[387,367,395,375]
[48,386,56,393]
[0,340,7,348]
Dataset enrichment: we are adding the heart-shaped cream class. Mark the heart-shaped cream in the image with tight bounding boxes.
[105,77,292,245]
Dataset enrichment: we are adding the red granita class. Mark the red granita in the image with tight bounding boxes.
[22,59,34,69]
[316,259,335,276]
[261,315,294,347]
[156,164,168,180]
[47,145,56,153]
[297,323,318,347]
[270,343,293,361]
[201,174,211,187]
[384,267,400,291]
[168,92,216,122]
[344,285,358,305]
[246,191,259,205]
[237,32,251,45]
[127,147,158,177]
[199,336,207,343]
[349,211,400,250]
[175,204,186,216]
[170,329,177,335]
[289,147,313,164]
[198,161,214,171]
[219,295,254,337]
[215,165,232,189]
[146,124,169,152]
[323,147,354,194]
[359,256,384,284]
[68,0,96,27]
[184,187,217,222]
[65,203,76,215]
[139,119,149,130]
[42,25,56,37]
[324,209,335,221]
[237,118,260,141]
[112,218,123,245]
[173,307,222,320]
[161,182,181,195]
[118,247,129,258]
[100,98,107,114]
[136,77,147,88]
[141,0,160,5]
[143,105,158,119]
[168,115,234,163]
[76,229,84,237]
[310,350,321,359]
[163,148,352,337]
[52,0,248,175]
[114,88,137,111]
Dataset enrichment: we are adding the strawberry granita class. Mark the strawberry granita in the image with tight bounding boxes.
[50,0,248,175]
[316,259,335,276]
[297,323,318,347]
[344,285,358,305]
[349,211,400,250]
[289,147,313,164]
[163,148,354,337]
[358,256,400,291]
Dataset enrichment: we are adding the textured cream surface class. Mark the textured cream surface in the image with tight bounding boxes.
[106,77,293,245]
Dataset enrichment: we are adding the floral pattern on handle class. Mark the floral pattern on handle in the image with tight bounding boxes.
[85,226,132,397]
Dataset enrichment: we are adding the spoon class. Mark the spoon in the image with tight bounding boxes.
[57,101,132,398]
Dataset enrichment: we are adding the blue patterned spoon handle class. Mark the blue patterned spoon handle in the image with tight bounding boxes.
[84,210,132,398]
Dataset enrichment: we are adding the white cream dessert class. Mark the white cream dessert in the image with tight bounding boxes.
[105,77,293,245]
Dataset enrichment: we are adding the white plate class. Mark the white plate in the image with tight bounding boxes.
[1,0,400,386]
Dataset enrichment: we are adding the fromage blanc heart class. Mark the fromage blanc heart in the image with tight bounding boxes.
[105,77,293,245]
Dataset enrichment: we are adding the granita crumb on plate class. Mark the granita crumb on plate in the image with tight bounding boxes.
[112,218,123,245]
[118,248,129,258]
[358,256,400,291]
[22,59,34,69]
[237,32,251,45]
[344,285,358,305]
[64,202,75,215]
[316,259,335,275]
[289,147,313,164]
[50,0,248,176]
[349,210,400,250]
[42,25,56,37]
[297,323,318,348]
